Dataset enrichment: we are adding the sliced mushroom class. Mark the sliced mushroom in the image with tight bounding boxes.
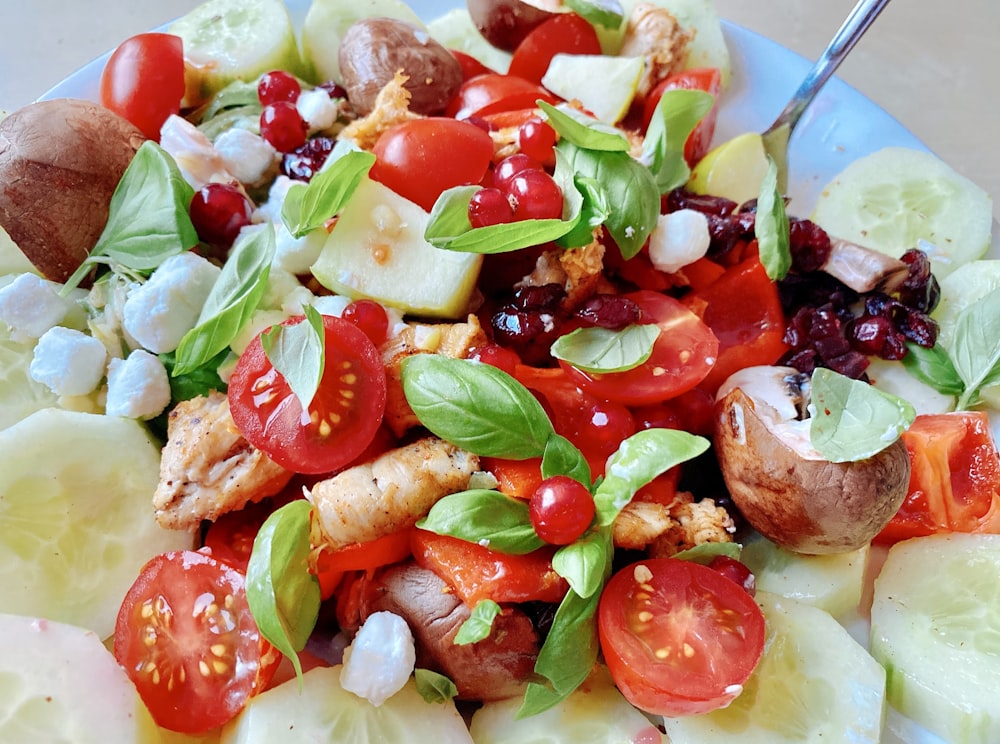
[714,365,910,554]
[822,238,909,293]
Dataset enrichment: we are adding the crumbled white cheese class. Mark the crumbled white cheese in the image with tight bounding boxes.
[29,326,107,397]
[273,222,327,275]
[340,611,416,707]
[122,252,221,354]
[0,273,75,342]
[159,114,235,191]
[310,294,352,318]
[296,88,340,132]
[214,127,278,186]
[647,208,711,274]
[104,350,172,420]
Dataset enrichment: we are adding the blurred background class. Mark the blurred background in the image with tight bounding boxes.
[1,0,996,210]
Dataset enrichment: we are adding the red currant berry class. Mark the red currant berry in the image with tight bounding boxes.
[189,182,254,249]
[529,475,595,545]
[518,117,557,167]
[342,299,390,345]
[469,343,522,376]
[509,169,564,221]
[260,101,308,153]
[468,187,515,228]
[257,70,301,105]
[708,555,757,596]
[492,153,544,193]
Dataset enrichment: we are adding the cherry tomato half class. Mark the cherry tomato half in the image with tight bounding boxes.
[598,557,765,717]
[228,314,387,474]
[508,13,602,85]
[114,550,281,733]
[446,73,560,120]
[99,32,185,141]
[369,117,494,211]
[559,290,719,405]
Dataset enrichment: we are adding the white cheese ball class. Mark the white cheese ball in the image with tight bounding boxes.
[122,252,221,354]
[0,273,75,342]
[214,128,278,186]
[340,611,416,707]
[274,222,328,276]
[105,350,172,420]
[29,327,107,396]
[647,208,711,274]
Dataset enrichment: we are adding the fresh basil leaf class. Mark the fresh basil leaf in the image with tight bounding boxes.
[594,428,710,526]
[558,141,660,260]
[414,669,459,704]
[809,367,916,462]
[541,433,592,485]
[245,500,321,682]
[64,141,197,291]
[901,342,964,397]
[417,490,545,555]
[159,348,228,402]
[401,355,555,458]
[640,88,714,194]
[555,173,610,249]
[949,287,1000,410]
[563,0,624,28]
[282,150,375,237]
[755,157,792,280]
[455,599,502,645]
[172,225,275,376]
[261,304,326,410]
[550,323,658,373]
[674,541,742,565]
[517,588,600,718]
[537,100,630,152]
[553,529,611,599]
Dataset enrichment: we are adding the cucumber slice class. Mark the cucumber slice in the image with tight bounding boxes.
[870,533,1000,744]
[0,226,35,276]
[302,0,425,85]
[0,327,58,432]
[0,613,161,742]
[220,665,473,743]
[169,0,305,98]
[426,8,512,75]
[662,592,885,743]
[468,665,664,743]
[741,534,869,619]
[811,147,993,278]
[0,409,192,639]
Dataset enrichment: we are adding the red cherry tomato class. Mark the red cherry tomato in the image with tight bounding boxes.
[450,49,495,81]
[369,117,494,211]
[508,13,602,85]
[114,550,281,733]
[598,558,766,717]
[876,411,1000,543]
[559,290,719,406]
[446,73,560,120]
[641,68,723,165]
[99,32,185,141]
[227,314,387,474]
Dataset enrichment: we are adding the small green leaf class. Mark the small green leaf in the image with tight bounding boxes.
[261,305,326,410]
[159,348,229,403]
[541,433,591,486]
[949,287,1000,410]
[550,323,658,373]
[172,225,275,376]
[401,356,555,459]
[901,342,964,397]
[552,529,611,598]
[455,599,502,645]
[245,500,322,682]
[641,88,715,194]
[809,367,916,462]
[537,101,630,152]
[414,669,459,703]
[281,149,375,237]
[417,491,545,555]
[555,173,610,249]
[755,156,791,281]
[594,428,710,526]
[674,541,742,565]
[562,0,623,28]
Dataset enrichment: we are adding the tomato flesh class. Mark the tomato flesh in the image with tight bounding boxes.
[228,314,387,474]
[114,550,280,733]
[100,32,185,141]
[641,68,723,165]
[446,73,560,120]
[508,13,602,84]
[598,558,765,717]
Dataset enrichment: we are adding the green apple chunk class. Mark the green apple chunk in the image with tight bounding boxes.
[541,54,644,124]
[311,178,482,319]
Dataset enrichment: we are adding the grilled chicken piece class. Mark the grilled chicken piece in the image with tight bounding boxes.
[152,391,293,531]
[309,437,479,551]
[339,71,422,150]
[619,3,693,99]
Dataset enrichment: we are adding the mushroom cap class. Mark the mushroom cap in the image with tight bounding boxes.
[714,386,910,554]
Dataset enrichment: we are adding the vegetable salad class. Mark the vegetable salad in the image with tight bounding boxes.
[0,0,998,742]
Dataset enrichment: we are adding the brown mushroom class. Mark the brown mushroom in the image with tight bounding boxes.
[714,365,910,554]
[0,99,146,283]
[338,18,463,117]
[466,0,563,51]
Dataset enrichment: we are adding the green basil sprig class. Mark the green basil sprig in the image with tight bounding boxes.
[541,433,591,485]
[281,149,375,238]
[809,367,916,462]
[245,500,321,682]
[455,599,502,645]
[552,528,612,599]
[414,669,459,704]
[640,88,715,194]
[261,304,326,410]
[755,156,792,280]
[63,141,197,291]
[172,224,275,376]
[948,286,1000,409]
[901,342,965,397]
[550,323,658,374]
[418,490,545,555]
[537,101,630,152]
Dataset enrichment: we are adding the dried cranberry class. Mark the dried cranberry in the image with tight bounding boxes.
[573,294,642,329]
[898,248,941,313]
[316,80,348,99]
[788,219,832,273]
[281,136,336,181]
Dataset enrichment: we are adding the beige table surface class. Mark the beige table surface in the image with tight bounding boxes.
[1,0,997,216]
